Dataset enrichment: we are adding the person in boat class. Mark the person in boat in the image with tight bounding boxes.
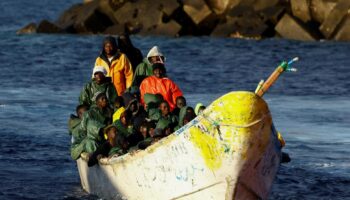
[131,46,165,88]
[81,93,113,152]
[183,111,197,125]
[79,66,117,108]
[112,96,125,123]
[139,63,183,112]
[122,92,147,146]
[143,93,163,122]
[157,101,178,131]
[93,36,133,96]
[87,124,128,167]
[178,106,196,127]
[172,96,187,117]
[117,34,143,72]
[68,104,88,137]
[70,93,113,159]
[68,104,88,159]
[194,103,206,115]
[113,109,133,139]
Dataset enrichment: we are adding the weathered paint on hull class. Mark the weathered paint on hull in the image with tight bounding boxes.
[77,91,282,200]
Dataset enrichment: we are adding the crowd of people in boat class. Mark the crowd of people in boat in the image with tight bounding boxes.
[68,35,206,167]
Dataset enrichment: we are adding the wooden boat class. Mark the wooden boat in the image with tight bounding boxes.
[76,91,282,200]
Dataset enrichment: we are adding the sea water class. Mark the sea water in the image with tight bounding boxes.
[0,0,349,199]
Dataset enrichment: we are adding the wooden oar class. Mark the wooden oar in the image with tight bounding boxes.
[255,57,298,97]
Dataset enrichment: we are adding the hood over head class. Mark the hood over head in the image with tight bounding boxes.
[147,46,164,58]
[93,66,107,76]
[102,36,118,55]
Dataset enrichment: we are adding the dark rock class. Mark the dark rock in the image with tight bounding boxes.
[319,0,350,39]
[275,13,318,41]
[98,0,125,24]
[17,23,37,34]
[159,0,180,16]
[253,0,279,11]
[211,14,267,39]
[291,0,312,23]
[333,15,350,41]
[183,0,212,25]
[310,0,338,24]
[112,0,163,34]
[103,24,125,35]
[170,7,200,36]
[37,20,63,33]
[204,0,232,14]
[260,6,286,25]
[57,1,114,34]
[141,20,181,36]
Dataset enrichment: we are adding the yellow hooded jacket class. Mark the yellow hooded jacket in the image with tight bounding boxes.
[93,53,133,96]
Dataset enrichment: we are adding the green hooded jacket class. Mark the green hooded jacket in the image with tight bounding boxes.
[178,106,188,127]
[70,105,112,159]
[79,78,117,108]
[114,119,133,138]
[131,58,153,87]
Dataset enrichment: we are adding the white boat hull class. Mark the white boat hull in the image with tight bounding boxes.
[77,91,282,200]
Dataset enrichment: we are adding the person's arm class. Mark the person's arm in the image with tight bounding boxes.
[79,83,90,106]
[123,55,134,89]
[107,83,118,107]
[170,80,183,106]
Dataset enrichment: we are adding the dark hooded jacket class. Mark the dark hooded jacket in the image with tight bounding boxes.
[117,34,143,72]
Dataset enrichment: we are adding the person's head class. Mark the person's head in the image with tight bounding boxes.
[176,96,187,109]
[105,125,118,142]
[186,107,195,115]
[103,36,118,57]
[76,104,88,119]
[93,66,107,84]
[94,92,108,108]
[183,112,196,125]
[129,101,138,113]
[120,110,132,126]
[152,63,166,78]
[117,34,133,52]
[147,46,165,64]
[139,121,154,138]
[159,101,170,117]
[198,106,206,114]
[152,128,164,140]
[195,103,206,115]
[114,96,124,109]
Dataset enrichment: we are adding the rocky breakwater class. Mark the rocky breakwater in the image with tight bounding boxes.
[17,0,350,41]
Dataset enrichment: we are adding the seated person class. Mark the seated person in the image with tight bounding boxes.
[112,96,125,123]
[178,106,196,127]
[132,46,166,88]
[114,110,133,138]
[68,104,88,137]
[140,63,183,111]
[79,66,118,108]
[183,111,197,125]
[88,124,129,167]
[158,101,178,130]
[195,103,206,115]
[172,96,186,117]
[143,93,163,122]
[129,121,156,151]
[75,93,113,156]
